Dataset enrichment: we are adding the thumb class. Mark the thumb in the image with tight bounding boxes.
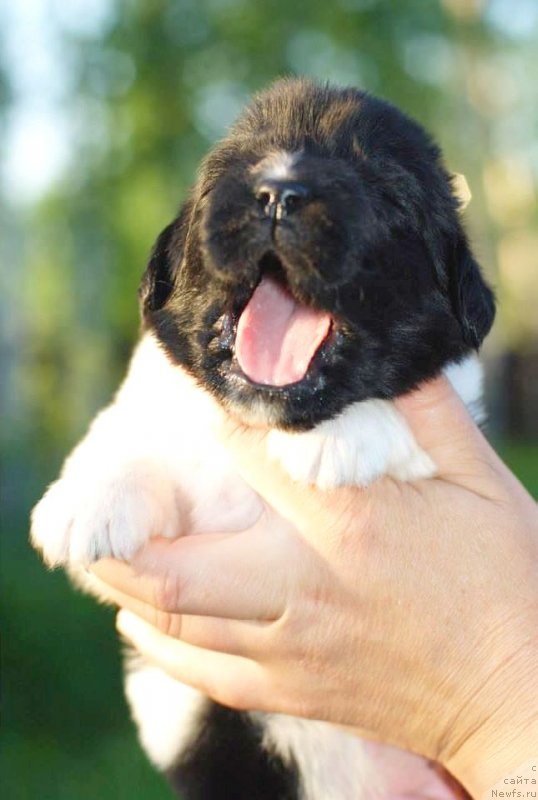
[218,376,495,526]
[215,418,368,533]
[394,375,495,480]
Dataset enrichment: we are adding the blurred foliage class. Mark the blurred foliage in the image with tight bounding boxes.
[4,0,538,449]
[1,0,537,797]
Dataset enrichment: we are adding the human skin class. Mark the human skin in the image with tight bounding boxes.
[91,377,538,796]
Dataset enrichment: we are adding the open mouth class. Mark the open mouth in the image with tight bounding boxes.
[224,252,335,389]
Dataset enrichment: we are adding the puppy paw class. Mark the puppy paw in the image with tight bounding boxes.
[31,460,184,567]
[267,399,436,490]
[267,426,372,489]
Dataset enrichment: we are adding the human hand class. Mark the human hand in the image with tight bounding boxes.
[91,377,538,796]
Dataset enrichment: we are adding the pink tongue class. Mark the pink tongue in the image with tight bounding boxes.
[236,276,331,386]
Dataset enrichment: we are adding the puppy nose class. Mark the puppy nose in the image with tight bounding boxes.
[255,180,310,220]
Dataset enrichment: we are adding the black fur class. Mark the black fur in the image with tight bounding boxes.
[140,76,494,433]
[136,78,495,797]
[166,703,299,800]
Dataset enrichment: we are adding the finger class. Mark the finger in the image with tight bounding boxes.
[116,609,268,711]
[168,614,271,656]
[216,418,367,532]
[91,575,271,656]
[91,527,293,621]
[394,375,495,479]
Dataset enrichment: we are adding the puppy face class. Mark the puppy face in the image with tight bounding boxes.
[140,78,494,430]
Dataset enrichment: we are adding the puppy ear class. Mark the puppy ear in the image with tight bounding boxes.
[138,201,192,320]
[450,235,495,349]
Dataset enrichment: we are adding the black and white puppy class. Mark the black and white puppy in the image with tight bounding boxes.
[31,78,495,800]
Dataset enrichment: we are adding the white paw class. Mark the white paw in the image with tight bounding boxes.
[267,398,436,490]
[30,460,184,567]
[267,423,382,489]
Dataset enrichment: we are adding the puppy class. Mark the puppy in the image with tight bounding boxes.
[31,78,494,799]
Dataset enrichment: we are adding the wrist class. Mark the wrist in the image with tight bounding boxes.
[445,638,538,798]
[453,716,538,799]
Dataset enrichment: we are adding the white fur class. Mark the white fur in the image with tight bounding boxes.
[31,335,262,566]
[266,353,483,490]
[255,715,379,800]
[445,352,485,422]
[30,332,484,799]
[267,397,436,489]
[125,662,205,770]
[253,150,299,181]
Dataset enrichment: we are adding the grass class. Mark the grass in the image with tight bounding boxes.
[496,440,538,497]
[2,440,536,798]
[1,454,173,800]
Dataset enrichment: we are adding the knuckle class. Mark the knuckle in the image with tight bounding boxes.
[217,684,254,711]
[270,674,316,719]
[154,608,182,639]
[204,674,257,712]
[289,694,317,720]
[216,687,248,710]
[153,572,183,613]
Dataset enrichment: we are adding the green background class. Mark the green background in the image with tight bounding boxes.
[2,1,537,797]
